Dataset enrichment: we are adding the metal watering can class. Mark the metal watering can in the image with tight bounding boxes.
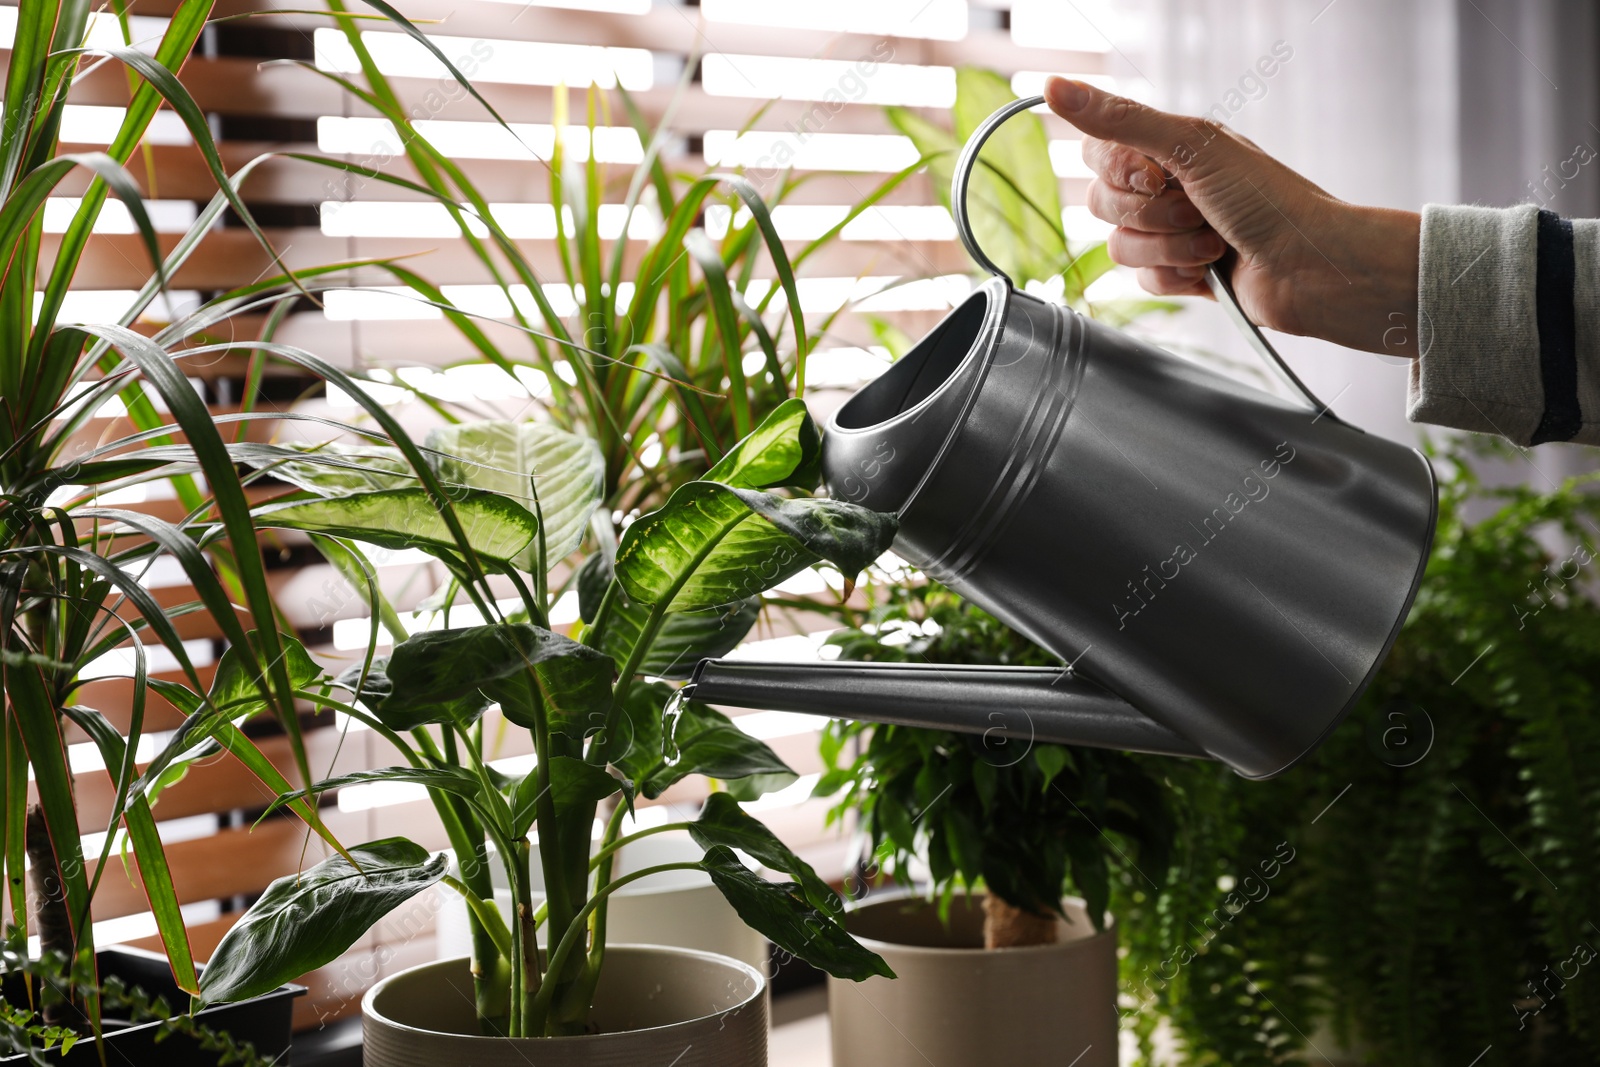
[685,96,1438,779]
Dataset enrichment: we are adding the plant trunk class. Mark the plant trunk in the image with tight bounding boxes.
[26,804,75,1027]
[982,890,1058,949]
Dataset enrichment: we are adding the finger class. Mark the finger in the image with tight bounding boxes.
[1046,76,1225,178]
[1086,179,1204,233]
[1135,266,1213,298]
[1080,137,1168,197]
[1108,226,1226,269]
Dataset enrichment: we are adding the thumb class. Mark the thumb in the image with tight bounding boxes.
[1044,77,1225,179]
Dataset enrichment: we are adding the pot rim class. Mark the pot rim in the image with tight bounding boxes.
[841,888,1114,958]
[361,944,766,1044]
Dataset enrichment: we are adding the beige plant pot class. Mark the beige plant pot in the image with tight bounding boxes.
[363,945,767,1067]
[828,892,1117,1067]
[436,832,768,970]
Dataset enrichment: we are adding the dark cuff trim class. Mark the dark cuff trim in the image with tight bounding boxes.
[1530,209,1580,444]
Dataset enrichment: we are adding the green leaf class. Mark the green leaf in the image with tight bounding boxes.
[701,846,892,981]
[1033,744,1073,792]
[719,771,799,803]
[690,793,838,916]
[57,706,199,995]
[425,420,605,568]
[1061,242,1116,305]
[248,442,415,496]
[252,488,538,570]
[703,397,822,491]
[482,645,615,739]
[208,632,324,718]
[615,482,897,612]
[885,107,959,216]
[575,552,612,624]
[642,700,796,800]
[265,767,486,820]
[199,838,447,1004]
[372,624,614,738]
[136,633,322,798]
[950,66,1067,285]
[602,595,761,681]
[335,656,489,732]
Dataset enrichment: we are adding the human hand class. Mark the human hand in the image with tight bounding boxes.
[1044,77,1421,357]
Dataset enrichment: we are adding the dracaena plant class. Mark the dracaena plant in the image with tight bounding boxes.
[0,0,377,1045]
[0,0,684,1051]
[300,5,935,524]
[187,399,897,1036]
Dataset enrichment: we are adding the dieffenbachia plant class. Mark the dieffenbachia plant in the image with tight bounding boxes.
[190,400,896,1036]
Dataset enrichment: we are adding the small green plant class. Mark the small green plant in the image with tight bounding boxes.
[817,579,1175,948]
[0,939,274,1066]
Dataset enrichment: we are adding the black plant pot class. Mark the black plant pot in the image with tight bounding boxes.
[0,946,303,1065]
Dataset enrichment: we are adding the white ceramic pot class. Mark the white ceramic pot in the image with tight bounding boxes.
[828,891,1118,1067]
[436,831,768,971]
[363,945,766,1066]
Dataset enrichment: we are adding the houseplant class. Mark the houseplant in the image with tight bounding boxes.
[0,0,366,1058]
[173,399,897,1061]
[1110,437,1600,1067]
[803,67,1178,1067]
[817,579,1173,1067]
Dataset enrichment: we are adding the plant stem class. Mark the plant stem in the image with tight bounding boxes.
[24,806,70,1027]
[582,581,618,649]
[527,861,702,1035]
[512,838,541,1036]
[441,874,513,959]
[582,802,629,993]
[606,599,670,722]
[585,820,694,872]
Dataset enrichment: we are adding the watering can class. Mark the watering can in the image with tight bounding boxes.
[684,96,1437,779]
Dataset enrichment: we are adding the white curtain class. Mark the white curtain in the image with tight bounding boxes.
[1095,0,1600,462]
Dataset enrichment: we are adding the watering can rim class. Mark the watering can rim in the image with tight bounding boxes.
[826,275,1013,519]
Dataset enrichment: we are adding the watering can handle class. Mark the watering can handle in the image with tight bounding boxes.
[951,94,1342,424]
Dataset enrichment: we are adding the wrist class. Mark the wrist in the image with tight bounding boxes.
[1308,204,1422,357]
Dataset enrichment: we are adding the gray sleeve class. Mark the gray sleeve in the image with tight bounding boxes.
[1407,202,1600,446]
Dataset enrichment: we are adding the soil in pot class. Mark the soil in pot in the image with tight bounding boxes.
[829,892,1118,1067]
[363,944,767,1067]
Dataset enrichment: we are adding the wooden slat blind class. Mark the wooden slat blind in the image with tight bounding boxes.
[21,0,1109,1028]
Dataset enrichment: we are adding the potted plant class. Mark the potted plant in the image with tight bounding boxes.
[796,67,1181,1067]
[162,398,897,1062]
[815,577,1173,1067]
[0,0,356,1059]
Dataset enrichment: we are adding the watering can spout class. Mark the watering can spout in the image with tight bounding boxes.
[685,660,1209,761]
